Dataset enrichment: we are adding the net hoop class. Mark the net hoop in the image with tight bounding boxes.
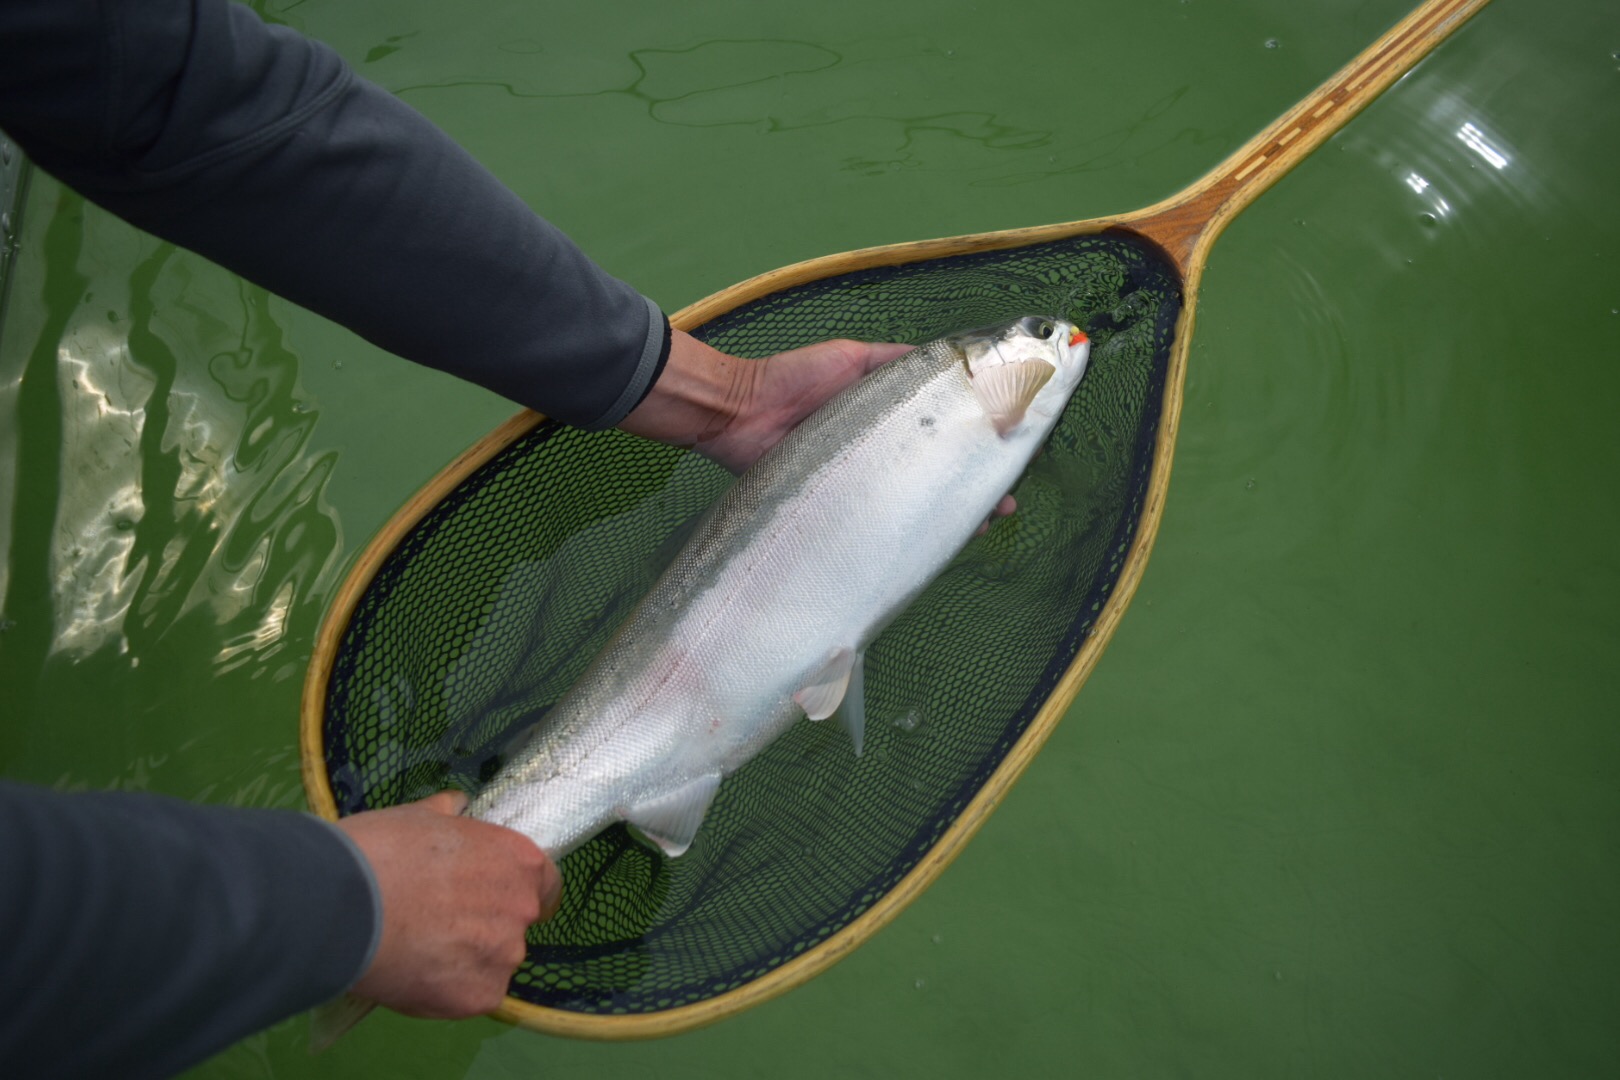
[300,0,1489,1038]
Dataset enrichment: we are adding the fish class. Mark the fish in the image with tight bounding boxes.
[309,315,1088,1050]
[467,314,1091,858]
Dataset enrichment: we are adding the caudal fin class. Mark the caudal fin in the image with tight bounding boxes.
[308,993,376,1054]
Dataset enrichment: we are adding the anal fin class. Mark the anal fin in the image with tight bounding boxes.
[794,647,857,721]
[625,773,722,858]
[795,647,866,757]
[833,651,866,757]
[309,993,375,1054]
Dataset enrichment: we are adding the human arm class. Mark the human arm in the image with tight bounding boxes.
[0,781,373,1079]
[0,0,662,428]
[0,782,557,1078]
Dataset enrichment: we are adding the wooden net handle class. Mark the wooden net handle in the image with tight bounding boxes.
[1135,0,1490,271]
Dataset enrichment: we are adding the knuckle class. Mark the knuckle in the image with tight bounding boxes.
[473,975,512,1015]
[451,988,493,1017]
[517,841,550,870]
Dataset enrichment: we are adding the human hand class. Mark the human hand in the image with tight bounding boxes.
[336,790,561,1018]
[693,335,916,473]
[620,330,911,473]
[620,330,1019,523]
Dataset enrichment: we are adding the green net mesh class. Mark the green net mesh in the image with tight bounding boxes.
[321,231,1182,1017]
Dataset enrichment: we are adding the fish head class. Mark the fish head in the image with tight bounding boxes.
[954,315,1091,433]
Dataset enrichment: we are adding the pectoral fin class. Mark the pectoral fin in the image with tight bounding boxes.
[970,360,1054,435]
[309,994,375,1053]
[625,773,722,857]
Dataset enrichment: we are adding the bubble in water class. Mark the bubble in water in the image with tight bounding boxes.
[931,933,944,945]
[1244,478,1256,491]
[332,359,344,370]
[893,709,923,733]
[1264,38,1281,49]
[0,619,16,633]
[914,977,927,990]
[1418,212,1439,228]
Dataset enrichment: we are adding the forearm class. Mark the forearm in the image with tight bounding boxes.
[0,0,665,427]
[0,782,378,1079]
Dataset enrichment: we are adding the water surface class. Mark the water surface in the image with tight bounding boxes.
[1,0,1615,1076]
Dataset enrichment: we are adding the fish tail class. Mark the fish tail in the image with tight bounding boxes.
[308,993,377,1054]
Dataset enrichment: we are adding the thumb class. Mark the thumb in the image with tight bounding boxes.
[416,789,470,816]
[853,341,913,376]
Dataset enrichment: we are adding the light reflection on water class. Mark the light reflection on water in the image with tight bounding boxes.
[0,191,344,816]
[49,321,151,659]
[30,237,344,672]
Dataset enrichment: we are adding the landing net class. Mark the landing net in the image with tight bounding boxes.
[318,231,1182,1018]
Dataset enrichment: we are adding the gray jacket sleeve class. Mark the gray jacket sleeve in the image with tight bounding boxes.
[0,0,670,428]
[0,782,381,1079]
[0,1,669,1075]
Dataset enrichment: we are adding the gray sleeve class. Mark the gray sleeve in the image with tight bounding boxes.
[0,781,380,1080]
[0,0,669,428]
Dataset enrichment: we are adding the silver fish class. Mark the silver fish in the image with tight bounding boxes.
[469,315,1091,858]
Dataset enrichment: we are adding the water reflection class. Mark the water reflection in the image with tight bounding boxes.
[26,225,343,675]
[49,322,153,657]
[1456,121,1509,170]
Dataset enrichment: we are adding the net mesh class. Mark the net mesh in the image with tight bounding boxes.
[321,231,1182,1016]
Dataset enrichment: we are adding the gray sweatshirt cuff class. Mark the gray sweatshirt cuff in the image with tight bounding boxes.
[580,295,672,430]
[312,815,386,990]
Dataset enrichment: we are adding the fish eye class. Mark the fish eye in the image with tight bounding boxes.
[1036,320,1054,339]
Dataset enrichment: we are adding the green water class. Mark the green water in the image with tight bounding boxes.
[2,0,1616,1076]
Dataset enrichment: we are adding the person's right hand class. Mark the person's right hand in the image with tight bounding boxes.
[336,790,561,1018]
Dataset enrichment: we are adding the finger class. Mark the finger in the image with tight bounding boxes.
[859,342,913,375]
[993,494,1017,518]
[537,861,564,922]
[418,789,470,816]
